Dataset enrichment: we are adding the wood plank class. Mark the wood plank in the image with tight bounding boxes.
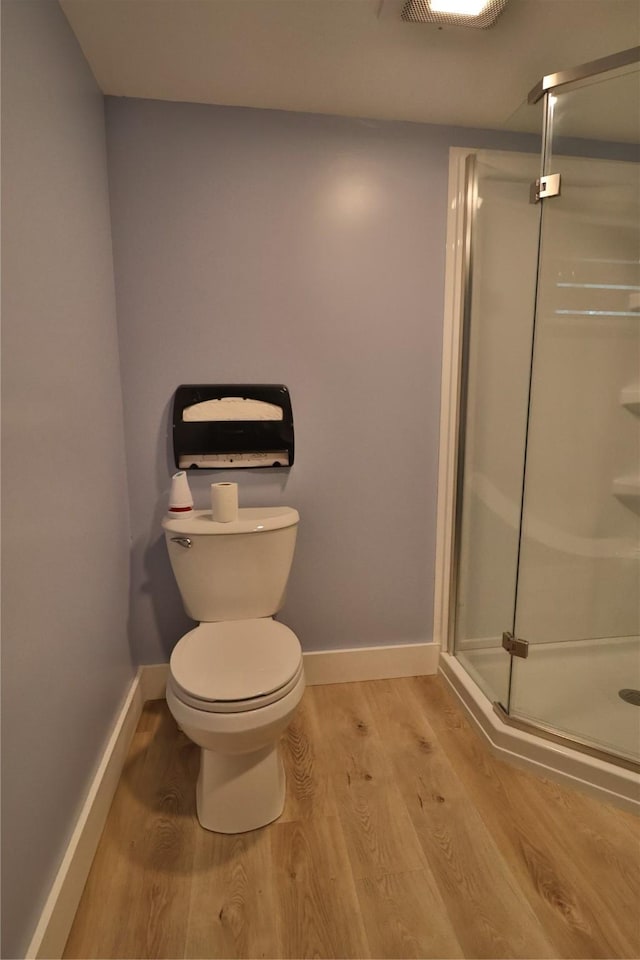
[356,869,464,959]
[183,827,278,959]
[365,678,558,959]
[412,675,640,959]
[307,682,393,780]
[311,682,427,878]
[279,688,337,822]
[123,709,198,960]
[63,701,164,959]
[270,815,370,959]
[64,701,197,960]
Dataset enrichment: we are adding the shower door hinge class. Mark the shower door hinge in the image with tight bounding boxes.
[530,172,561,203]
[502,631,529,659]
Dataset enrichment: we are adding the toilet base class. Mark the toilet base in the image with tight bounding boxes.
[196,742,286,833]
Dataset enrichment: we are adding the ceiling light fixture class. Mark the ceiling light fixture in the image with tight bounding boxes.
[430,0,489,15]
[401,0,510,29]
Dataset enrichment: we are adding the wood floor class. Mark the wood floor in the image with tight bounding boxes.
[64,675,640,960]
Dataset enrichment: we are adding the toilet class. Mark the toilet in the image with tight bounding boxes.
[162,505,304,833]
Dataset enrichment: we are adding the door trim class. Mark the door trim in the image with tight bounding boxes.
[433,147,473,655]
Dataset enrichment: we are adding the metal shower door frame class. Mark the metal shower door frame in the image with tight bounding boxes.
[448,46,640,772]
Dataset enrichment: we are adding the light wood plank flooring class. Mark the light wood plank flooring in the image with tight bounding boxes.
[64,676,640,959]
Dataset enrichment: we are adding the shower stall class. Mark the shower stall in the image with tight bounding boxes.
[438,47,640,807]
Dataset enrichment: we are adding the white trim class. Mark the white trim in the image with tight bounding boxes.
[303,641,440,684]
[433,146,473,652]
[439,651,640,813]
[25,671,145,960]
[139,662,171,701]
[137,642,440,698]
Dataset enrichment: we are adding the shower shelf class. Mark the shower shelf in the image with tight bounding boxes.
[620,384,640,413]
[613,476,640,498]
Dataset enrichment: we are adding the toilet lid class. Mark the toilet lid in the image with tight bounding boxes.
[169,619,302,706]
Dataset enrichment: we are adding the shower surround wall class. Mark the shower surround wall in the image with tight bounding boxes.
[105,98,540,665]
[1,3,133,957]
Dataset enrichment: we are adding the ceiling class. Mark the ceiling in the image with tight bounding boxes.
[60,0,640,133]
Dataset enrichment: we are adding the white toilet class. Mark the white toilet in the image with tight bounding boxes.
[162,505,304,833]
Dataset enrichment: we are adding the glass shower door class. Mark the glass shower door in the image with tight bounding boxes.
[452,150,541,709]
[510,69,640,763]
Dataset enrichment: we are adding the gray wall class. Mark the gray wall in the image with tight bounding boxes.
[1,3,134,956]
[106,97,539,664]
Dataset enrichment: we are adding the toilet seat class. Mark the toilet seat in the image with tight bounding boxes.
[169,618,303,714]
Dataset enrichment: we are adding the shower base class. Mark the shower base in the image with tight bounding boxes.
[440,641,640,813]
[458,635,640,764]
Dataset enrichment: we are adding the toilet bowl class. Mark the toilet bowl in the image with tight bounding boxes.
[167,617,304,833]
[162,506,303,833]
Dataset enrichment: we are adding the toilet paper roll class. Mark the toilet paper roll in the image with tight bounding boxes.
[211,482,238,523]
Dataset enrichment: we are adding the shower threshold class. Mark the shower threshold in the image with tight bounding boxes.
[458,635,640,764]
[439,649,640,814]
[493,703,639,774]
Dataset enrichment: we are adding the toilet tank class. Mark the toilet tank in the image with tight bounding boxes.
[162,507,299,622]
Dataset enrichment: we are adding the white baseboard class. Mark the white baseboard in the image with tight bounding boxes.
[138,642,441,698]
[139,662,171,701]
[25,642,438,959]
[25,671,145,960]
[303,641,440,684]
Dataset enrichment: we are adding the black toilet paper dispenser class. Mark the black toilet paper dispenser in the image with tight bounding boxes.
[172,384,294,469]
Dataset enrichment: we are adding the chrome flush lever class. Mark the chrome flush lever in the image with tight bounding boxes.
[170,537,192,549]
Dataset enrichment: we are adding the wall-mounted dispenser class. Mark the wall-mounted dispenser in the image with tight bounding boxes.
[172,384,294,469]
